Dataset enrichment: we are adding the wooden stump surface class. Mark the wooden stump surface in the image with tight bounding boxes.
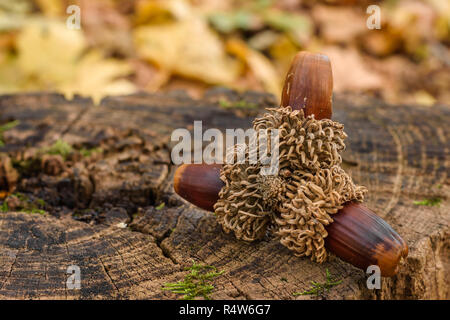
[0,89,448,299]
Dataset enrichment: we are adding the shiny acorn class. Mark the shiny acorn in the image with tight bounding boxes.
[281,52,333,120]
[173,52,408,277]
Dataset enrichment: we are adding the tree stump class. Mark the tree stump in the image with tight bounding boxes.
[0,90,448,299]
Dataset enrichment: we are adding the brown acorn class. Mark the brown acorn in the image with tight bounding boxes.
[173,51,408,277]
[281,52,333,120]
[325,202,408,277]
[173,163,223,212]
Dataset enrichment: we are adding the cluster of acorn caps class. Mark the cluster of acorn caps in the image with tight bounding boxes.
[173,52,408,277]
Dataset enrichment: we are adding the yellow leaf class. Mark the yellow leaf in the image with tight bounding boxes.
[12,19,135,103]
[413,90,436,107]
[134,18,239,85]
[134,0,191,25]
[59,51,135,105]
[269,34,299,76]
[0,0,31,15]
[35,0,64,17]
[0,57,25,93]
[227,38,281,97]
[17,19,85,86]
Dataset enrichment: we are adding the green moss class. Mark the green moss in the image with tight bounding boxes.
[0,201,9,213]
[39,140,104,160]
[11,192,27,201]
[0,120,19,147]
[293,268,342,297]
[79,147,103,157]
[413,198,442,207]
[35,198,46,207]
[155,202,165,210]
[162,260,224,300]
[28,207,46,215]
[41,139,73,160]
[1,193,47,215]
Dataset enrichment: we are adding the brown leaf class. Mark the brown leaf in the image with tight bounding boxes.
[312,5,367,44]
[134,18,239,85]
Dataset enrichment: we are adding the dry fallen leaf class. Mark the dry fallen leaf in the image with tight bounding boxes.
[80,0,134,56]
[262,9,313,46]
[17,19,86,86]
[208,10,263,33]
[312,5,366,44]
[0,56,27,93]
[59,51,136,104]
[268,33,300,79]
[134,17,239,85]
[134,0,192,25]
[320,46,383,92]
[4,19,136,103]
[0,0,447,109]
[35,0,64,17]
[413,90,436,106]
[359,29,402,57]
[227,38,281,97]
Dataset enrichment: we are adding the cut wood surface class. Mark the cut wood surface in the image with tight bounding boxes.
[0,90,448,299]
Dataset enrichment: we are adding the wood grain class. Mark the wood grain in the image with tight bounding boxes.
[0,91,448,299]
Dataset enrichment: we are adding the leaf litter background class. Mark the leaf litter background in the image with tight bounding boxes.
[0,0,449,106]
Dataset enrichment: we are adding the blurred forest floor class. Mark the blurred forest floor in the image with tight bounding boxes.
[0,0,449,106]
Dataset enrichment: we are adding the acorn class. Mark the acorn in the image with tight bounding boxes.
[174,163,223,212]
[173,52,408,277]
[281,51,333,120]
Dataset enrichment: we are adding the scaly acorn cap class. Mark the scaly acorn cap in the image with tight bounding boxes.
[173,51,408,276]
